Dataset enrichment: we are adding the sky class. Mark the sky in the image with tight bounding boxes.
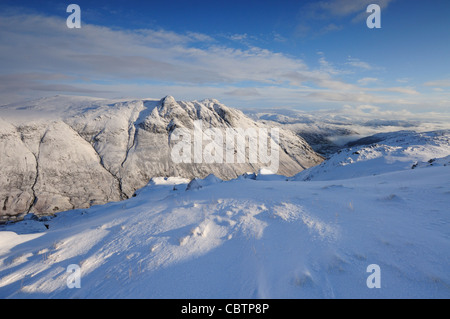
[0,0,449,113]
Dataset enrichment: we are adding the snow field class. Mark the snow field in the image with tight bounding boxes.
[0,163,449,298]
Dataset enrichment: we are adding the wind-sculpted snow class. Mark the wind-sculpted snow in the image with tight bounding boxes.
[0,95,323,221]
[0,163,449,298]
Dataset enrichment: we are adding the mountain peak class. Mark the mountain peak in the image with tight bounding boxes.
[160,95,177,105]
[158,95,185,118]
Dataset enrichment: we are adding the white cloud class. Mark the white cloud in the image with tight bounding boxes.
[383,87,420,95]
[318,54,343,75]
[337,104,450,126]
[357,77,379,85]
[1,13,339,92]
[424,79,450,87]
[314,0,395,23]
[346,57,373,70]
[272,32,287,43]
[0,14,309,89]
[396,78,411,83]
[224,88,261,97]
[228,33,248,41]
[0,11,447,112]
[295,0,395,36]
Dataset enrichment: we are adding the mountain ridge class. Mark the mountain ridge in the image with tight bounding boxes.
[0,95,323,221]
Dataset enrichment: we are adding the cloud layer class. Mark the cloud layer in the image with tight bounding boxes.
[0,10,448,112]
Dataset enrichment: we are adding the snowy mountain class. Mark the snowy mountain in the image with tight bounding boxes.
[245,108,450,157]
[0,95,323,221]
[0,139,449,298]
[1,96,449,299]
[293,130,450,181]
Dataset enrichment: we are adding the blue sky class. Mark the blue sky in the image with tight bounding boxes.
[0,0,449,113]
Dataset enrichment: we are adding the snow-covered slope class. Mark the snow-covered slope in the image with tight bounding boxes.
[293,130,450,181]
[1,97,448,299]
[0,95,323,221]
[245,108,450,157]
[0,160,449,298]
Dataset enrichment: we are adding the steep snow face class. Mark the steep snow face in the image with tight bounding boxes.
[293,130,450,181]
[0,162,448,298]
[0,96,323,221]
[0,118,123,222]
[31,121,122,215]
[0,119,37,219]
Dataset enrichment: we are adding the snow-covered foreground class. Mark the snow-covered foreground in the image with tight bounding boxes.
[0,161,449,298]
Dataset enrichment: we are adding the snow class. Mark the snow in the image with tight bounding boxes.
[186,174,223,190]
[255,168,287,181]
[0,149,449,298]
[148,177,191,186]
[0,95,322,220]
[0,96,449,299]
[245,107,450,157]
[0,232,44,255]
[294,130,450,181]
